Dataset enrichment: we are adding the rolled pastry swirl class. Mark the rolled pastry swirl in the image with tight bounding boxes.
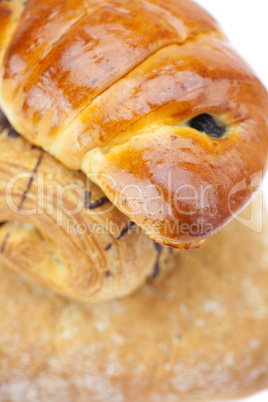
[0,0,267,248]
[0,114,176,303]
[0,197,267,400]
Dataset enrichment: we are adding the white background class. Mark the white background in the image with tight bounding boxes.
[197,1,268,401]
[197,0,268,210]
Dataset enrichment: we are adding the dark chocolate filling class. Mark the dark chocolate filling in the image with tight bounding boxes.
[84,191,109,209]
[18,152,44,210]
[188,114,226,138]
[0,232,10,254]
[116,221,135,240]
[151,242,163,279]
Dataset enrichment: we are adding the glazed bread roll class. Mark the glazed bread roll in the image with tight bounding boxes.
[0,0,23,65]
[0,0,267,248]
[0,199,267,401]
[0,114,177,303]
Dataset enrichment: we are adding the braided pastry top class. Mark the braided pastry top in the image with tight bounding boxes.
[0,0,267,247]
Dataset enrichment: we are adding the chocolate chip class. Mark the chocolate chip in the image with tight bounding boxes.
[188,114,226,138]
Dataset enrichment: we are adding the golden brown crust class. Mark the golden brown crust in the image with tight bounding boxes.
[0,0,267,248]
[0,121,178,303]
[0,0,23,65]
[0,199,267,400]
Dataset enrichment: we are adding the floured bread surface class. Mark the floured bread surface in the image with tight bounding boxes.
[0,199,267,401]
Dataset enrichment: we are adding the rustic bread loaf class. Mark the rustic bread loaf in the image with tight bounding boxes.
[0,198,267,400]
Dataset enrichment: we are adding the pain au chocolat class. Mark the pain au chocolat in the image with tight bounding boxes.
[0,113,178,303]
[0,0,267,248]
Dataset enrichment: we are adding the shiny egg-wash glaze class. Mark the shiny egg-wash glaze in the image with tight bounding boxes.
[0,0,267,248]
